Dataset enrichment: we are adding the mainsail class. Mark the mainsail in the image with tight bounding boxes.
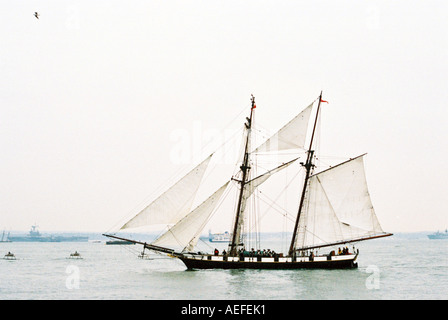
[295,155,388,250]
[120,154,213,230]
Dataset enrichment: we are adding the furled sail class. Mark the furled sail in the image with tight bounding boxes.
[295,155,387,250]
[252,102,313,153]
[152,181,230,251]
[120,154,213,230]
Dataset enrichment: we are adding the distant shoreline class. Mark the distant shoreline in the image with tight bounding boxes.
[3,230,441,242]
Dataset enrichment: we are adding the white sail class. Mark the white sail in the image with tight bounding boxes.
[252,102,313,153]
[152,181,230,251]
[120,154,213,230]
[295,155,386,250]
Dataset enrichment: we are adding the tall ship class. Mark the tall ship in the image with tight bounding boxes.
[428,230,448,239]
[8,225,88,242]
[105,93,392,269]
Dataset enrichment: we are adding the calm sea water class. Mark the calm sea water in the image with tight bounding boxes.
[0,236,447,300]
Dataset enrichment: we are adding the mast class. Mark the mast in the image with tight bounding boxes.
[288,91,323,256]
[228,95,255,256]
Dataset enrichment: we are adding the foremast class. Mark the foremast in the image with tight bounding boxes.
[228,95,256,256]
[288,91,323,256]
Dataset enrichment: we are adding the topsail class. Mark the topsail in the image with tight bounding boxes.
[252,102,313,153]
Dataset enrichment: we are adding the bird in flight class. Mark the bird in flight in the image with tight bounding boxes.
[34,12,39,19]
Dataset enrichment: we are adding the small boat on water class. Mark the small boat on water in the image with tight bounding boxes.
[428,229,448,240]
[68,251,82,259]
[3,252,16,260]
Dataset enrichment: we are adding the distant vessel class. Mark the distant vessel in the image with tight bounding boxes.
[428,229,448,240]
[105,93,392,269]
[54,234,89,242]
[209,231,230,242]
[3,252,16,260]
[8,225,58,242]
[8,225,88,242]
[68,251,82,259]
[105,240,135,245]
[0,230,11,243]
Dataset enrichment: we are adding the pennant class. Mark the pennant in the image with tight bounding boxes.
[320,99,329,104]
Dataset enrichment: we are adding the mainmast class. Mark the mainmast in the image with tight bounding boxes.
[288,91,323,256]
[228,95,256,256]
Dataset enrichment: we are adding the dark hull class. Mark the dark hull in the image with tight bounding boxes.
[8,236,88,242]
[8,236,60,242]
[428,234,448,240]
[54,236,89,242]
[177,255,358,270]
[106,240,135,245]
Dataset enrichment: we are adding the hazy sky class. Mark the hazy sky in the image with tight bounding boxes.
[1,0,447,233]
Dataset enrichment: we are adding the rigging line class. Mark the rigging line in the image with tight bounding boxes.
[257,165,303,217]
[298,179,356,251]
[257,192,296,223]
[254,184,261,249]
[193,101,251,162]
[197,236,214,251]
[313,156,347,173]
[159,225,185,250]
[315,175,345,240]
[298,226,347,251]
[105,156,211,234]
[109,105,249,234]
[187,184,233,252]
[118,241,145,256]
[198,128,244,188]
[244,167,303,236]
[251,99,317,147]
[175,181,234,252]
[252,150,303,157]
[186,191,235,254]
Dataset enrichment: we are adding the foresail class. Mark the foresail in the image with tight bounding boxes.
[152,181,230,252]
[295,155,387,250]
[252,102,313,153]
[120,154,213,230]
